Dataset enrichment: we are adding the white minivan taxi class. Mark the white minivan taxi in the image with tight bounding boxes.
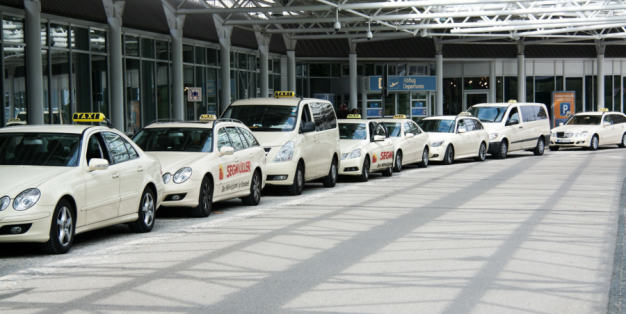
[467,101,550,159]
[221,92,341,195]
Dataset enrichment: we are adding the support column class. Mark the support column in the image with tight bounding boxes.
[255,30,271,98]
[284,36,297,92]
[349,41,358,110]
[104,0,125,130]
[214,15,233,111]
[164,4,186,121]
[597,43,606,109]
[361,83,367,118]
[517,42,526,103]
[489,61,496,103]
[435,41,444,116]
[24,0,43,125]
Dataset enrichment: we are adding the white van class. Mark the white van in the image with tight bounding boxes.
[467,101,551,159]
[222,92,341,195]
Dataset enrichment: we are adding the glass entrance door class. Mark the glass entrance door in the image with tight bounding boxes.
[464,91,489,112]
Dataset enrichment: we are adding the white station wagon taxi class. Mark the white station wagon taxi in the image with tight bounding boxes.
[378,115,430,172]
[0,113,164,254]
[550,109,626,150]
[418,113,489,165]
[338,114,395,181]
[133,115,267,217]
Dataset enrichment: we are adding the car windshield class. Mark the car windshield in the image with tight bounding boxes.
[0,133,80,166]
[566,115,602,125]
[339,123,367,140]
[222,105,298,132]
[418,119,456,133]
[133,128,213,152]
[384,122,402,137]
[467,106,508,123]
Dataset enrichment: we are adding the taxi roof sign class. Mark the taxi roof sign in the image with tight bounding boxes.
[599,108,609,112]
[8,118,20,122]
[393,114,406,119]
[72,113,105,123]
[347,114,361,119]
[458,112,472,116]
[274,91,295,98]
[508,99,517,103]
[199,114,217,122]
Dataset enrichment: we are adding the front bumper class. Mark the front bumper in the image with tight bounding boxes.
[488,141,501,155]
[429,145,446,162]
[160,178,201,208]
[550,138,590,147]
[0,205,54,243]
[339,156,362,176]
[264,158,298,186]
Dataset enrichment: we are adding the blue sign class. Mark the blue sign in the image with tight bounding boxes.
[207,80,216,95]
[412,108,427,116]
[369,76,437,92]
[367,108,382,117]
[560,102,571,116]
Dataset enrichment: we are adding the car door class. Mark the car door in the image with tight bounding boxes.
[601,115,619,144]
[614,115,626,142]
[215,127,237,197]
[310,103,331,177]
[402,121,418,162]
[519,105,538,149]
[83,132,121,225]
[410,122,428,162]
[102,131,145,217]
[225,127,254,195]
[455,119,472,156]
[505,106,523,151]
[299,104,318,180]
[464,119,481,155]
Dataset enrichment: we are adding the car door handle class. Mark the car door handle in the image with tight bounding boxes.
[137,166,144,172]
[519,126,523,129]
[112,173,119,179]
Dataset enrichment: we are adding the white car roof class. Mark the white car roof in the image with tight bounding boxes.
[0,125,105,134]
[229,97,330,107]
[422,115,468,120]
[472,102,545,107]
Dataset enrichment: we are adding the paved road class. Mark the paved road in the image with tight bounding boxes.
[1,148,625,313]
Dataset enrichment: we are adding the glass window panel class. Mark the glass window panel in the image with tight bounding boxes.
[183,44,194,63]
[274,59,281,74]
[125,59,141,133]
[375,65,383,75]
[357,65,363,76]
[526,76,533,102]
[310,78,330,94]
[225,127,246,151]
[398,93,410,115]
[40,23,47,46]
[195,66,206,117]
[504,77,518,103]
[102,132,131,164]
[157,62,170,119]
[155,40,168,60]
[296,63,303,76]
[239,53,247,69]
[398,64,407,76]
[443,78,462,115]
[555,76,564,91]
[141,38,154,59]
[207,48,217,66]
[566,77,583,114]
[248,55,255,70]
[195,46,205,64]
[230,52,236,68]
[496,77,503,103]
[50,24,67,48]
[50,50,70,124]
[72,53,91,113]
[206,68,218,114]
[614,76,621,113]
[142,61,156,126]
[71,27,89,50]
[331,64,340,77]
[42,50,49,116]
[464,77,489,90]
[274,75,280,94]
[605,75,614,111]
[90,29,106,53]
[3,17,24,44]
[365,64,375,76]
[92,55,108,119]
[384,94,395,116]
[4,46,27,125]
[125,35,139,56]
[585,76,596,111]
[184,65,194,120]
[310,64,330,77]
[342,64,349,76]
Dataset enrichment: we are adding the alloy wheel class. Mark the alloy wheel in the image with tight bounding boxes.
[56,207,72,247]
[142,193,155,226]
[252,173,261,203]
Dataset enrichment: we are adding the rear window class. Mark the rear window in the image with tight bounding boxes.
[418,119,455,133]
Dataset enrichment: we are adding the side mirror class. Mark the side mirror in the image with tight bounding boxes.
[406,133,415,139]
[603,121,611,127]
[559,122,564,126]
[88,158,109,171]
[458,127,467,133]
[373,135,385,142]
[507,118,519,126]
[301,121,316,133]
[220,146,235,156]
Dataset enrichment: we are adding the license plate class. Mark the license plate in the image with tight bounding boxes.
[557,139,571,143]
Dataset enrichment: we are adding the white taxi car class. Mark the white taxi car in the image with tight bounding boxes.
[222,91,340,195]
[549,109,626,150]
[418,113,489,165]
[338,114,395,182]
[0,113,164,254]
[378,115,430,172]
[133,115,267,217]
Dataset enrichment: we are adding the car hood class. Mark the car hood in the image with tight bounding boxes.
[340,140,367,153]
[0,166,68,197]
[249,131,296,148]
[146,152,208,174]
[426,132,454,143]
[551,125,595,133]
[480,123,503,133]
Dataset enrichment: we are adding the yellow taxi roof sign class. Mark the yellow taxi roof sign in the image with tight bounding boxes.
[199,114,217,122]
[508,99,517,103]
[599,108,609,112]
[393,114,406,119]
[72,113,105,123]
[347,114,361,119]
[8,118,20,122]
[458,112,472,116]
[274,91,295,98]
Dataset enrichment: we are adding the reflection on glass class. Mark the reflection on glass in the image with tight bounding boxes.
[126,59,140,133]
[125,35,139,56]
[157,62,170,119]
[72,53,91,113]
[183,44,193,63]
[195,46,205,65]
[207,48,217,66]
[50,51,70,123]
[141,38,154,59]
[90,29,106,53]
[92,55,108,118]
[4,46,26,125]
[3,17,24,44]
[142,60,155,125]
[156,40,168,60]
[50,24,68,48]
[184,65,194,120]
[71,27,89,50]
[40,23,47,46]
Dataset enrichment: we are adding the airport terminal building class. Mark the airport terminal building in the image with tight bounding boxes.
[1,0,625,132]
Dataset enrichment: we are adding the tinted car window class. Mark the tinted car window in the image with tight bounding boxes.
[216,128,232,151]
[507,107,520,124]
[473,120,484,130]
[226,127,246,150]
[520,106,536,122]
[134,128,213,152]
[0,133,81,167]
[384,122,402,137]
[310,103,325,132]
[125,141,139,159]
[323,103,337,129]
[339,123,367,140]
[102,132,131,164]
[375,124,387,136]
[457,120,466,132]
[534,105,548,120]
[567,115,601,125]
[418,119,455,133]
[239,128,260,146]
[464,119,476,131]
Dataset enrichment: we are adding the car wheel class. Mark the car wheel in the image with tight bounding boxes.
[393,151,402,172]
[548,146,560,151]
[475,142,486,162]
[495,140,508,159]
[442,145,454,165]
[322,157,338,188]
[382,163,393,177]
[619,133,626,148]
[590,135,599,151]
[358,157,370,182]
[129,187,156,233]
[191,176,213,217]
[533,137,545,156]
[242,171,262,206]
[41,199,74,254]
[287,162,304,196]
[418,148,429,168]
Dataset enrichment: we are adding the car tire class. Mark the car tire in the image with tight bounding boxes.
[191,176,213,217]
[619,133,626,148]
[242,170,262,206]
[41,199,75,254]
[495,140,508,159]
[357,157,370,182]
[287,162,305,196]
[590,135,599,151]
[382,164,393,177]
[129,187,156,233]
[393,151,402,172]
[442,145,454,165]
[417,148,429,168]
[533,137,545,156]
[322,157,338,188]
[475,142,487,162]
[549,146,560,151]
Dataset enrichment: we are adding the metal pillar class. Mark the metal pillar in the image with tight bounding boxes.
[104,0,125,130]
[255,31,271,98]
[164,3,185,120]
[597,49,605,109]
[517,54,525,102]
[489,61,496,103]
[24,0,43,125]
[435,53,443,116]
[287,50,296,91]
[349,53,357,109]
[361,81,367,118]
[219,36,231,108]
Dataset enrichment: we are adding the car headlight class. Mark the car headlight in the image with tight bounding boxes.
[162,173,172,184]
[274,141,295,162]
[551,132,555,138]
[0,196,10,211]
[580,131,588,137]
[13,189,41,211]
[342,149,362,160]
[489,133,498,140]
[431,140,444,147]
[173,167,192,184]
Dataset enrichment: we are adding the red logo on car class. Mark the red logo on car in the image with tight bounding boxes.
[227,161,252,178]
[380,151,393,160]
